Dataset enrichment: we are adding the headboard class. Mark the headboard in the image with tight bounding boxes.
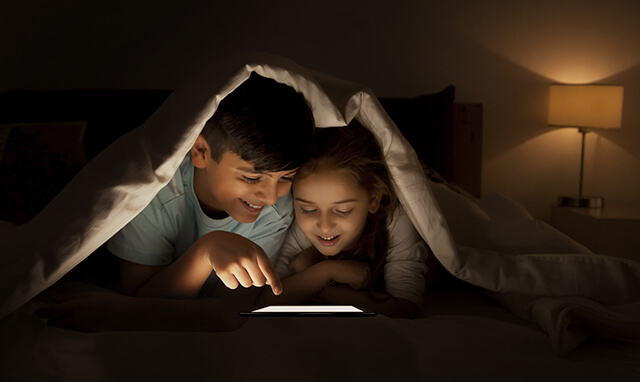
[0,87,482,224]
[378,86,483,198]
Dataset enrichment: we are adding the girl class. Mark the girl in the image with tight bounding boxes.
[260,123,429,318]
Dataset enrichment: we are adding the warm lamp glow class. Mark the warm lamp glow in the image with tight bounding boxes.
[548,85,624,129]
[548,83,624,208]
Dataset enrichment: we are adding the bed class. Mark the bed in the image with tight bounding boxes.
[0,54,639,381]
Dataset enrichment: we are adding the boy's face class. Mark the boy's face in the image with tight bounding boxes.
[192,138,296,223]
[292,169,381,257]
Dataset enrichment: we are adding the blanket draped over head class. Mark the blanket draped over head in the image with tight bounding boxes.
[1,53,639,355]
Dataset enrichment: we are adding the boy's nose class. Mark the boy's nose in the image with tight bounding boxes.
[257,181,279,206]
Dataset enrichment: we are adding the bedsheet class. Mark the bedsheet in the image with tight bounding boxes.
[1,280,638,382]
[0,53,639,356]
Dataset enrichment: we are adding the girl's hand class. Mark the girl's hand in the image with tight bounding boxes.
[288,247,322,274]
[329,260,371,290]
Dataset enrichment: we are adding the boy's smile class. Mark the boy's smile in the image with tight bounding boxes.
[191,136,296,223]
[241,199,265,212]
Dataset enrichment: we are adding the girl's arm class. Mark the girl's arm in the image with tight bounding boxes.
[381,207,430,311]
[287,246,323,274]
[305,207,427,318]
[316,283,419,318]
[273,223,314,278]
[257,259,370,306]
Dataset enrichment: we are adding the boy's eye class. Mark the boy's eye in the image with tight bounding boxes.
[280,176,294,183]
[242,176,261,184]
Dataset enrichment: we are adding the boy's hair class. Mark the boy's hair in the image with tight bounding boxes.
[295,122,398,292]
[201,72,315,172]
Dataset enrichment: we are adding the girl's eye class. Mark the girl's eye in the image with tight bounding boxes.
[242,176,261,184]
[336,209,353,216]
[300,208,317,215]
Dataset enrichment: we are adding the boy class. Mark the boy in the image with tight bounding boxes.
[107,72,315,299]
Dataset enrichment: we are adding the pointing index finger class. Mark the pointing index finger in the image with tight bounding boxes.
[258,256,282,295]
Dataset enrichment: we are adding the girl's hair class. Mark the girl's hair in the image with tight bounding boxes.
[294,122,398,292]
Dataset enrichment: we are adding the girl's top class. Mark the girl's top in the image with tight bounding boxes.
[275,206,429,307]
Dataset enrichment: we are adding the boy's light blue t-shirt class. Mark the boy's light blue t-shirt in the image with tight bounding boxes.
[107,154,293,282]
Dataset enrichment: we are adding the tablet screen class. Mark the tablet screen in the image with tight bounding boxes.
[240,305,376,317]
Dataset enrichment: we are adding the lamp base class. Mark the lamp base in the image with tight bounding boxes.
[557,195,604,208]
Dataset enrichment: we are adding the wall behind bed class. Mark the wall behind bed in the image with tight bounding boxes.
[1,0,639,222]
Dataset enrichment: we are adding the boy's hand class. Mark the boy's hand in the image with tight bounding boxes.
[329,260,371,290]
[200,231,282,295]
[288,247,322,274]
[35,292,137,332]
[36,291,247,332]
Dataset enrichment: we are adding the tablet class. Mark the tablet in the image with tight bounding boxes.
[239,305,376,317]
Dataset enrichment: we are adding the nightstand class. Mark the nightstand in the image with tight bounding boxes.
[550,205,640,262]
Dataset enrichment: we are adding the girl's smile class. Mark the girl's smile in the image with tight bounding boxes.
[315,234,342,247]
[293,168,381,257]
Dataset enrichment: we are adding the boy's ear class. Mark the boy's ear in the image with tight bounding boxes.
[191,134,210,169]
[368,190,383,214]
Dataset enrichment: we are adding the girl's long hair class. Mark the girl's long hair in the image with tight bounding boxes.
[294,122,398,292]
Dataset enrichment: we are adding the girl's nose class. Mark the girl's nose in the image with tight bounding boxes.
[317,212,335,233]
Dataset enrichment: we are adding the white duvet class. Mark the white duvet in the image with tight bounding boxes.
[1,53,639,355]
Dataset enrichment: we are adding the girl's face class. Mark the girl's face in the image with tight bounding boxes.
[293,168,381,257]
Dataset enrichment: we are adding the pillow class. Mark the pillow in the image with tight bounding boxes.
[476,194,534,220]
[0,122,87,224]
[0,220,19,246]
[421,162,477,202]
[378,85,455,174]
[0,89,172,160]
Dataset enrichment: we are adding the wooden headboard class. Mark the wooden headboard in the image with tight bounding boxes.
[447,103,483,198]
[378,86,483,198]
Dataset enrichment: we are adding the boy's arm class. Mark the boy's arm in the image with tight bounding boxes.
[112,191,291,299]
[36,292,246,332]
[117,259,165,295]
[133,231,282,298]
[107,202,178,295]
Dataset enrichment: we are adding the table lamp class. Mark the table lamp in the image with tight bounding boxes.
[548,84,624,208]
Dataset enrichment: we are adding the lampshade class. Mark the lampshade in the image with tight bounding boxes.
[548,85,624,129]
